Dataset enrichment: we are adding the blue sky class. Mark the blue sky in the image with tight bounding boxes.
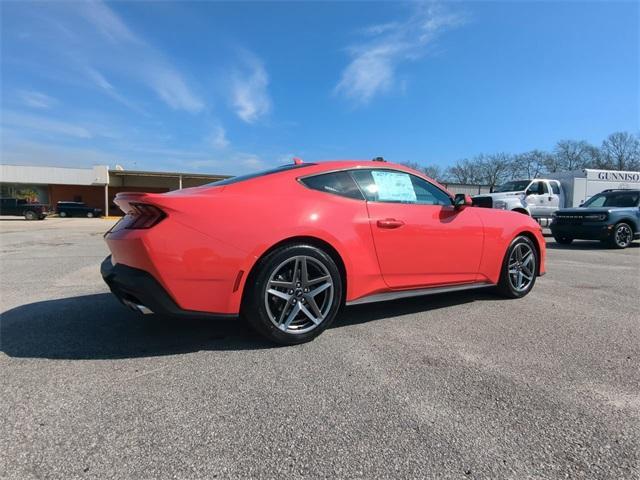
[1,1,637,175]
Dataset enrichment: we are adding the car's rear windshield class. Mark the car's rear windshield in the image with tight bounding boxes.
[206,163,316,186]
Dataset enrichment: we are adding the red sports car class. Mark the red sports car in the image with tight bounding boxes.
[101,159,546,344]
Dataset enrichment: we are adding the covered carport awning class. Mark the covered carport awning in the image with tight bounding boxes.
[108,169,229,189]
[105,169,230,216]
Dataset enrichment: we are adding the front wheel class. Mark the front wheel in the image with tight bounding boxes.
[243,244,343,345]
[24,211,37,220]
[496,235,538,298]
[86,211,94,218]
[609,222,633,249]
[59,211,67,218]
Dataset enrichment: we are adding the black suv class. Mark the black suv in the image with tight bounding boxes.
[56,201,102,218]
[550,189,640,249]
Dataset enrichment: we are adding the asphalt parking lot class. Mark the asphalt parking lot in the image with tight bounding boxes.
[1,216,639,479]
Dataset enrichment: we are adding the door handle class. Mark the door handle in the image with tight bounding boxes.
[377,218,404,229]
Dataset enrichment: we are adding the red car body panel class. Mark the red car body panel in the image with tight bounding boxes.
[104,161,546,315]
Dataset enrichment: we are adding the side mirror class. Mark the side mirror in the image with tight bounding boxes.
[454,193,473,209]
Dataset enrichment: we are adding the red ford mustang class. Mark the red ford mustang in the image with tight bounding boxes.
[102,159,546,344]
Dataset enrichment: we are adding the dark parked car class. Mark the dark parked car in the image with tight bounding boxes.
[56,201,102,218]
[0,198,48,220]
[550,189,640,249]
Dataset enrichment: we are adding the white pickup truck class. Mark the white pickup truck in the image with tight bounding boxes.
[472,169,640,226]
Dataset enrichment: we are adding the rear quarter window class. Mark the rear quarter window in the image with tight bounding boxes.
[300,171,364,200]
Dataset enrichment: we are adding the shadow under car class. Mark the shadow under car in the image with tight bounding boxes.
[1,289,496,360]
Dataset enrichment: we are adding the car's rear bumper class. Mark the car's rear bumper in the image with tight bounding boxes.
[101,255,237,320]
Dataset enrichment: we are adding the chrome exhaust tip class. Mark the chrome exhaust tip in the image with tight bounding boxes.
[122,299,154,315]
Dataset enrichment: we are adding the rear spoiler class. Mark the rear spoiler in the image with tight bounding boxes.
[113,188,222,214]
[113,192,163,214]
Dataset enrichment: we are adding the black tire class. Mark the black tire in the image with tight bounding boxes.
[87,211,94,218]
[609,222,633,249]
[59,211,67,218]
[496,235,538,299]
[242,244,343,345]
[24,211,37,221]
[553,235,573,245]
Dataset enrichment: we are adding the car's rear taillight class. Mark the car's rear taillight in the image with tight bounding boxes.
[126,203,166,229]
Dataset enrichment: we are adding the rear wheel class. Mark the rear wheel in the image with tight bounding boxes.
[24,211,37,220]
[243,244,343,345]
[553,235,573,245]
[496,235,538,298]
[59,211,67,218]
[609,222,633,249]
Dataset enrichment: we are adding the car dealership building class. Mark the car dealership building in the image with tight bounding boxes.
[0,164,228,216]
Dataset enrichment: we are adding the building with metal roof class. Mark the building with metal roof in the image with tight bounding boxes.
[0,164,229,216]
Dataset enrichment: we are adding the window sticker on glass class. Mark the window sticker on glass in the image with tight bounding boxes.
[371,170,417,203]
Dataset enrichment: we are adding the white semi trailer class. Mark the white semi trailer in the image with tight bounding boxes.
[472,169,640,226]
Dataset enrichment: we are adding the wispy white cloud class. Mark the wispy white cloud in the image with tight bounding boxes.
[0,138,122,168]
[18,90,58,109]
[147,68,204,114]
[230,52,272,123]
[2,111,92,138]
[335,3,465,105]
[185,151,266,173]
[73,1,204,113]
[83,67,148,115]
[208,124,229,149]
[78,0,141,45]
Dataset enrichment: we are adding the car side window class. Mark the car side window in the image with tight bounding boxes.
[528,181,547,195]
[541,182,549,194]
[550,182,560,194]
[350,169,452,206]
[606,192,640,207]
[300,171,364,200]
[409,175,453,205]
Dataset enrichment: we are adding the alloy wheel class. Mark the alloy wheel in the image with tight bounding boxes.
[264,255,334,334]
[614,224,632,248]
[508,242,535,292]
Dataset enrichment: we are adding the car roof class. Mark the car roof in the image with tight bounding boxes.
[202,159,450,195]
[290,160,428,177]
[600,189,640,193]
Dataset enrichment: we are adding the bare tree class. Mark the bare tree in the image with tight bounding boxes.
[398,161,422,171]
[600,132,640,170]
[446,158,484,184]
[478,153,512,188]
[421,164,443,181]
[543,152,562,173]
[399,161,445,181]
[511,150,550,179]
[553,140,599,171]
